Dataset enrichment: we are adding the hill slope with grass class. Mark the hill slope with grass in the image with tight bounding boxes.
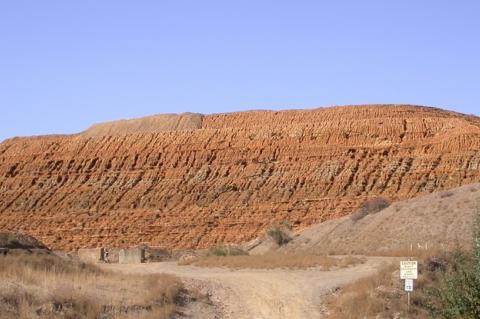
[279,183,480,255]
[0,105,480,250]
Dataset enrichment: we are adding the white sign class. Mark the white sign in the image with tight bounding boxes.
[400,261,418,279]
[404,279,414,292]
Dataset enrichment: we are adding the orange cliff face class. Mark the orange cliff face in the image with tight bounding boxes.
[0,105,479,250]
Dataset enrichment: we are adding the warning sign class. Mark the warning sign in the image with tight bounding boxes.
[404,279,414,291]
[400,261,418,279]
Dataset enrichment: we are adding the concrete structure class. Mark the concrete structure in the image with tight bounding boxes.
[119,247,145,264]
[77,248,104,263]
[104,247,121,263]
[74,246,165,264]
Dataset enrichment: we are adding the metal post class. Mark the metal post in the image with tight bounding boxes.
[407,292,410,312]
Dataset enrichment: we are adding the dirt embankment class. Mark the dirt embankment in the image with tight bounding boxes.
[1,105,480,250]
[0,232,48,250]
[280,183,480,255]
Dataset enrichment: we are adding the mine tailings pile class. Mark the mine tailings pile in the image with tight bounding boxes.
[0,104,479,250]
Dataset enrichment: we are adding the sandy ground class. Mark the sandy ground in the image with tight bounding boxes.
[102,256,393,319]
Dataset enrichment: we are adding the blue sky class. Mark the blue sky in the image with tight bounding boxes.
[1,1,479,141]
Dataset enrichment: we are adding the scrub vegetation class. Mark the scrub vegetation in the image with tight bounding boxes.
[0,251,183,319]
[326,204,480,319]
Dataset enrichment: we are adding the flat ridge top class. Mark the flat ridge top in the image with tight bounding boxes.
[82,112,203,137]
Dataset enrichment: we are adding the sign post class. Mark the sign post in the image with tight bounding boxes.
[400,261,418,311]
[404,279,413,310]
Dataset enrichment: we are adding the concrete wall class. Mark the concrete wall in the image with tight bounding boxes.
[104,248,121,263]
[75,247,158,264]
[77,248,104,263]
[119,247,144,264]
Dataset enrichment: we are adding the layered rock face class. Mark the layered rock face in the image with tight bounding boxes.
[0,105,479,250]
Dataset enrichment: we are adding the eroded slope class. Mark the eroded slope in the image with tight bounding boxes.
[0,105,479,250]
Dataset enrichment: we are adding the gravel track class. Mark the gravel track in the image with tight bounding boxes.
[103,256,393,319]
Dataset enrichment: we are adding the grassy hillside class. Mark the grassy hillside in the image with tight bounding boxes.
[280,183,480,255]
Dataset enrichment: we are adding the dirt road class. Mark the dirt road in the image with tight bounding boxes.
[103,257,392,319]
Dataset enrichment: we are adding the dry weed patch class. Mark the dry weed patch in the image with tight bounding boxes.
[326,249,478,319]
[179,253,364,270]
[0,251,183,318]
[366,247,445,259]
[326,262,429,319]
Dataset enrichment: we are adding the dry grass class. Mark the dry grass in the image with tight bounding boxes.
[366,246,447,258]
[283,183,480,256]
[325,262,429,319]
[207,245,247,256]
[179,253,364,270]
[325,250,471,319]
[0,251,183,318]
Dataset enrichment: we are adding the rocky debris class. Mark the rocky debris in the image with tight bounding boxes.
[0,105,479,250]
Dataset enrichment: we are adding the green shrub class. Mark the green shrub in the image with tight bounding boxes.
[426,204,480,318]
[267,224,291,246]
